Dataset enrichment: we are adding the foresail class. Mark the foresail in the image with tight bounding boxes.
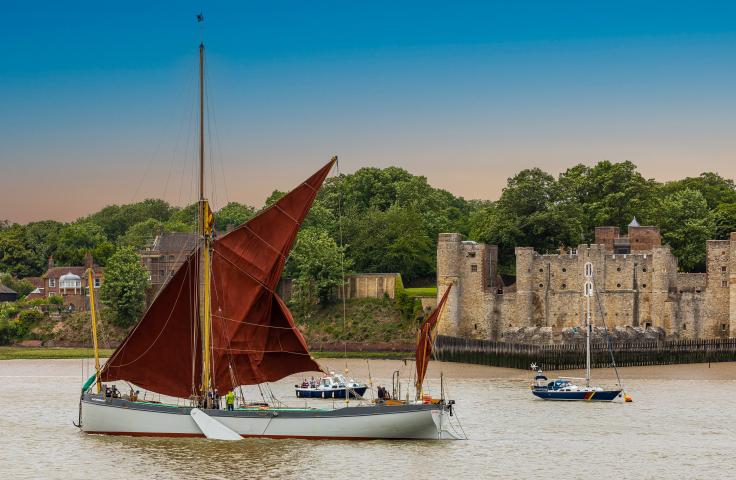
[209,159,335,391]
[100,249,202,398]
[415,285,452,393]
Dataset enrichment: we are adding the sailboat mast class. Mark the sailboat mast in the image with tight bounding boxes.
[87,266,101,394]
[585,291,591,386]
[199,43,205,203]
[584,263,592,387]
[198,42,213,399]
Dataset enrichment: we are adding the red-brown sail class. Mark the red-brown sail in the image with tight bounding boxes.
[209,158,335,391]
[100,250,202,398]
[415,285,452,393]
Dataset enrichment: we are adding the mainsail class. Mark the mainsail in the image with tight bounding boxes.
[415,285,452,394]
[100,250,202,398]
[100,159,335,398]
[209,158,335,391]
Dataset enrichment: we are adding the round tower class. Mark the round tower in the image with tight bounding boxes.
[436,233,462,335]
[515,247,535,326]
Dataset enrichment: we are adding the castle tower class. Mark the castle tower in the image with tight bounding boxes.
[730,233,736,337]
[515,247,535,326]
[436,233,462,336]
[651,245,676,331]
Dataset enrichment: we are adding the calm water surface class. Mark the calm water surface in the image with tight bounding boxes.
[1,358,734,479]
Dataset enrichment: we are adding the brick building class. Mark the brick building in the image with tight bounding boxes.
[41,254,104,311]
[139,233,198,297]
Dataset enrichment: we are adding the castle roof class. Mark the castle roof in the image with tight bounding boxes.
[628,217,640,227]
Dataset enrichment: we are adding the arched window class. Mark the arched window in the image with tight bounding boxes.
[584,262,593,277]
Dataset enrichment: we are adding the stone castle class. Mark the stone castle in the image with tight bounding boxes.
[436,220,736,342]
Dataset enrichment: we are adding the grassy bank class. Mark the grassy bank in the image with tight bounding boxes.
[0,347,115,361]
[0,347,411,361]
[403,287,437,297]
[312,351,412,360]
[300,297,417,344]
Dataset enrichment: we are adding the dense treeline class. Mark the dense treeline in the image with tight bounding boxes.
[2,162,736,288]
[469,162,736,273]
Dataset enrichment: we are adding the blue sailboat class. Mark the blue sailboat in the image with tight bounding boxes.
[530,261,627,402]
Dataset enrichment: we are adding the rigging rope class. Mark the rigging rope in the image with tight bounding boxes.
[591,277,624,389]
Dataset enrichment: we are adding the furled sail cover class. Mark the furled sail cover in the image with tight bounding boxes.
[100,250,202,398]
[415,285,452,392]
[209,159,335,390]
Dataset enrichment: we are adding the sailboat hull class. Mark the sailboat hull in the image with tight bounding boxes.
[531,389,622,402]
[80,395,459,440]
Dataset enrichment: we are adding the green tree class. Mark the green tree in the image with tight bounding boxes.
[661,172,736,210]
[55,222,112,266]
[0,274,34,297]
[714,203,736,240]
[470,169,585,271]
[264,190,286,207]
[167,203,198,231]
[215,202,255,231]
[100,247,150,328]
[557,161,657,236]
[286,228,351,305]
[651,189,715,271]
[118,218,164,250]
[0,227,38,277]
[22,220,64,274]
[87,199,175,241]
[344,205,433,282]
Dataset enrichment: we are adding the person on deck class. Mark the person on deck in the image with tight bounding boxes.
[226,390,235,411]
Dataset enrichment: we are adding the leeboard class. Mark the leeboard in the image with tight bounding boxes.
[190,408,243,441]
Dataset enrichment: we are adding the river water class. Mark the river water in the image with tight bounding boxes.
[0,358,734,479]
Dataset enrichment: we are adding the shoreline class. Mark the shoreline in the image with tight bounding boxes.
[2,347,734,380]
[0,347,412,361]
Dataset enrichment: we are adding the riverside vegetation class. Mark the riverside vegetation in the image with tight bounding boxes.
[2,162,736,347]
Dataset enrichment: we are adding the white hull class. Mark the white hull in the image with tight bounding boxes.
[80,395,459,440]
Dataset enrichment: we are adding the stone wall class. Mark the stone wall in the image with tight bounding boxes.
[339,273,399,300]
[437,231,736,342]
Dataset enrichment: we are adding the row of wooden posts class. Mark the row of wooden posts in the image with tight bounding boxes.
[433,335,736,370]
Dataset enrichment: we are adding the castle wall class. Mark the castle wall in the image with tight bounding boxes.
[705,240,731,338]
[731,233,736,337]
[436,231,736,342]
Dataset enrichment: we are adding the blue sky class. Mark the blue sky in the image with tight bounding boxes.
[3,1,736,222]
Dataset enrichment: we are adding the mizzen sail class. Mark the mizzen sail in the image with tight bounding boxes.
[415,285,452,394]
[209,158,336,391]
[100,250,202,398]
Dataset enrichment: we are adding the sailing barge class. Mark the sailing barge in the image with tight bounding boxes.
[77,42,459,440]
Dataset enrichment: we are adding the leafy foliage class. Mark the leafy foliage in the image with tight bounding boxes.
[286,228,351,306]
[650,189,714,271]
[214,202,255,231]
[469,161,733,273]
[0,274,34,297]
[55,222,113,266]
[85,199,176,242]
[100,247,150,328]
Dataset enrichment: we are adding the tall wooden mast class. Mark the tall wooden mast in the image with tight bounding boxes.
[198,42,213,398]
[87,265,102,394]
